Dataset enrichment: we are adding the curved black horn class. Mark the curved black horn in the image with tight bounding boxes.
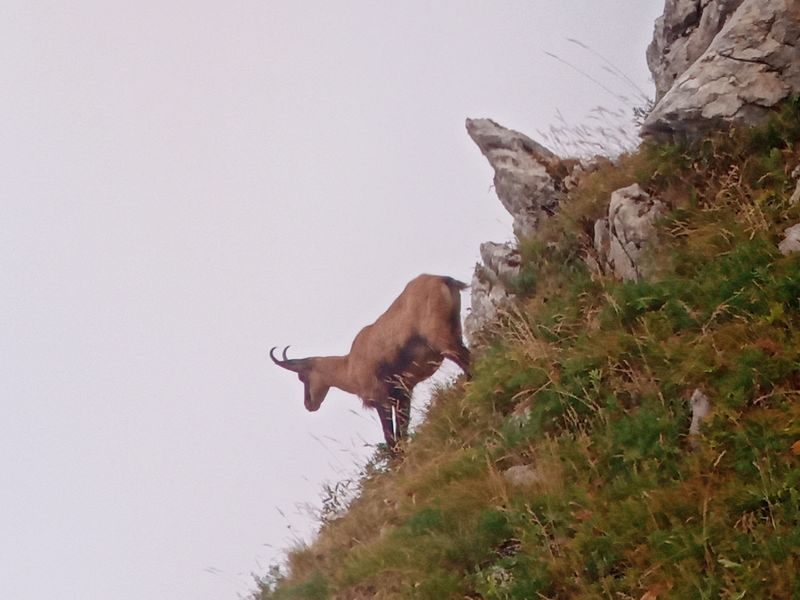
[269,346,282,364]
[270,346,307,372]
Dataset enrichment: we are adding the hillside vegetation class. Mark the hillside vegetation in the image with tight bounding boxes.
[256,100,800,599]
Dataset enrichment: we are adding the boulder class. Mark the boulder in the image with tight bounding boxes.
[593,184,665,281]
[464,242,521,345]
[643,0,800,139]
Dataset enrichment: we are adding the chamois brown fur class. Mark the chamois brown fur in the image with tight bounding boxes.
[271,274,470,452]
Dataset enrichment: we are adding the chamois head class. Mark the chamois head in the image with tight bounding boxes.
[270,346,331,412]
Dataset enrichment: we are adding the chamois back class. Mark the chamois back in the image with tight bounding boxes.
[348,274,466,367]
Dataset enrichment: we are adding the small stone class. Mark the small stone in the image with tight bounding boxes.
[689,389,712,444]
[507,404,531,428]
[502,464,542,487]
[789,167,800,205]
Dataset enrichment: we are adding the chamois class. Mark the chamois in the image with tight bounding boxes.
[270,274,470,453]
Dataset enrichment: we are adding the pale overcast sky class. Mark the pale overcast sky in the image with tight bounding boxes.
[1,2,662,598]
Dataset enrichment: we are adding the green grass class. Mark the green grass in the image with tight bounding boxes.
[255,100,800,599]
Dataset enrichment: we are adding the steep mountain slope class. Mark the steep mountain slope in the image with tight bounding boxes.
[255,99,800,599]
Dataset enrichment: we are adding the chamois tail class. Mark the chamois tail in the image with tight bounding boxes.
[442,276,469,291]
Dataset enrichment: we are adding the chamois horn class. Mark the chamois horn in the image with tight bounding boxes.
[269,346,308,372]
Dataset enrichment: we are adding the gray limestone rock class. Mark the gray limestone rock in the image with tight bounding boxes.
[502,464,543,487]
[643,0,800,139]
[689,389,712,447]
[594,184,665,281]
[464,242,521,345]
[790,165,800,205]
[465,118,564,240]
[647,0,745,102]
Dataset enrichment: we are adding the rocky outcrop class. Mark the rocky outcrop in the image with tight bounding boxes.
[464,119,622,339]
[647,0,745,102]
[464,116,670,339]
[465,118,565,240]
[592,184,665,281]
[464,242,520,344]
[464,118,572,343]
[643,0,800,139]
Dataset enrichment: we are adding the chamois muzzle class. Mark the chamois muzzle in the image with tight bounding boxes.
[269,346,308,373]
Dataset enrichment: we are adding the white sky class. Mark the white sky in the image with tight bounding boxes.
[1,2,663,598]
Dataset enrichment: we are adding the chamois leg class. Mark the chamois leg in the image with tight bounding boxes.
[444,342,471,378]
[374,403,398,453]
[394,389,412,441]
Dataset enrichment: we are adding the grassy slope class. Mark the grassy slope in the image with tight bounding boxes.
[256,101,800,600]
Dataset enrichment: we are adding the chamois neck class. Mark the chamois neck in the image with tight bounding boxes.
[314,355,357,394]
